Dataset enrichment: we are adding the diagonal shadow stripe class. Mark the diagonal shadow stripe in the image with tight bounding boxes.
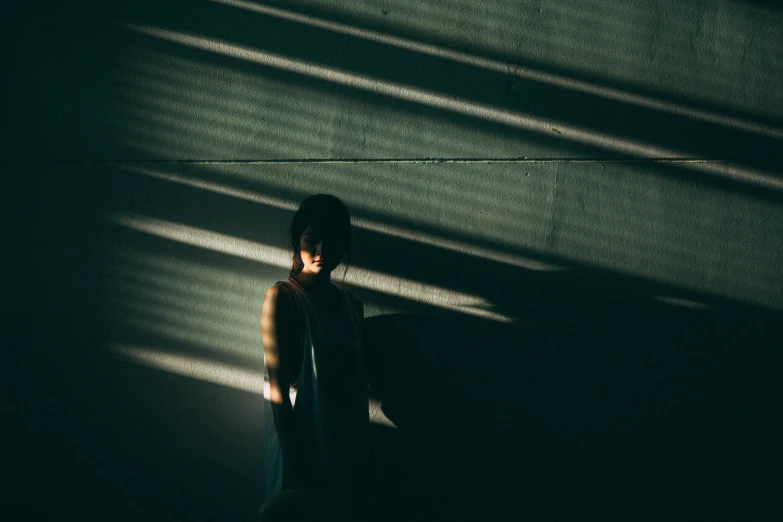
[125,24,783,192]
[210,0,783,140]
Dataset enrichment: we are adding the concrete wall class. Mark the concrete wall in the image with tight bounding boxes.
[10,1,783,521]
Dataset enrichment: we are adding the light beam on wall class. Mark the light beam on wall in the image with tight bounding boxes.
[113,344,396,428]
[217,0,783,124]
[123,164,567,272]
[109,212,514,322]
[211,0,783,140]
[650,295,713,310]
[126,24,783,192]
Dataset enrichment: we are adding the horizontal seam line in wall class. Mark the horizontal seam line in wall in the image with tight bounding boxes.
[1,158,763,165]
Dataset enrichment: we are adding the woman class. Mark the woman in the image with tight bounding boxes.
[258,194,374,522]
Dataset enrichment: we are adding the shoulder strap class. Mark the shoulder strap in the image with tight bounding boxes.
[276,278,304,309]
[338,285,363,324]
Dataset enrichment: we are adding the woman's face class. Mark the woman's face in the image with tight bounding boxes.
[298,224,346,276]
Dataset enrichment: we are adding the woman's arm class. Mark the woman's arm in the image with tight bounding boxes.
[261,284,305,488]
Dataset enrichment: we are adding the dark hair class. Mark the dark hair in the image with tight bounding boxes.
[289,194,352,277]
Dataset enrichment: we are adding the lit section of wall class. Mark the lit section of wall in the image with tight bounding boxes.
[109,162,783,312]
[262,0,783,121]
[106,249,271,360]
[9,1,782,517]
[116,45,579,160]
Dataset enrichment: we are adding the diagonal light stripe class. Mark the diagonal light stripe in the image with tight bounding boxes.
[111,211,291,266]
[115,343,265,394]
[112,344,397,428]
[125,24,783,192]
[122,164,567,272]
[650,295,714,310]
[210,0,783,140]
[108,211,514,322]
[125,24,691,158]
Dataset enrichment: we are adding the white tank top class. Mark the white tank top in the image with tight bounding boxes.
[262,278,369,501]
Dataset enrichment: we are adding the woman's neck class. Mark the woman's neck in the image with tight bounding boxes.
[294,271,332,289]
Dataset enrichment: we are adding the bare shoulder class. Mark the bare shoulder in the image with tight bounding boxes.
[264,281,293,301]
[262,282,297,320]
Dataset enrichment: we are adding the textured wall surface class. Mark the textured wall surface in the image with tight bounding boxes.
[9,1,783,521]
